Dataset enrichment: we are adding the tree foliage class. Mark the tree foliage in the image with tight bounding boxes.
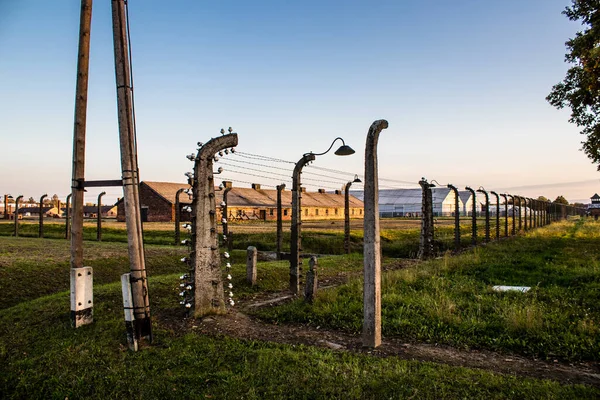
[554,195,570,204]
[537,195,550,202]
[547,0,600,168]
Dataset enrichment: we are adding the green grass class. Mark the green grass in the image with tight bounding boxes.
[255,219,600,361]
[0,237,187,309]
[1,220,599,398]
[1,275,597,399]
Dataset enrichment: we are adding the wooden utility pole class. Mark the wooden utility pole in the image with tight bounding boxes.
[111,0,151,340]
[363,119,388,348]
[70,0,93,328]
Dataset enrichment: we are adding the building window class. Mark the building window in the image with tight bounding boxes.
[269,209,274,216]
[284,209,288,216]
[334,208,338,215]
[325,209,329,215]
[316,209,319,216]
[360,209,363,215]
[305,209,308,216]
[352,209,354,215]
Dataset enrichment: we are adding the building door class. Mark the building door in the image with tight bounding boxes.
[141,206,149,222]
[259,210,266,220]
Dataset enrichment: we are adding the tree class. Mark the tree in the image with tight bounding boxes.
[554,195,569,204]
[547,1,600,169]
[537,195,549,202]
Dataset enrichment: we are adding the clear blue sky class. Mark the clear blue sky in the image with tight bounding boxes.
[0,0,597,204]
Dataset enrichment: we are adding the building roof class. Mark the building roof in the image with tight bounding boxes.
[144,181,192,205]
[458,191,473,205]
[141,181,363,208]
[591,193,600,200]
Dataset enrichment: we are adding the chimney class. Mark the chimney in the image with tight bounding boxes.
[334,190,341,195]
[318,189,326,194]
[223,181,233,189]
[251,183,261,190]
[300,187,306,193]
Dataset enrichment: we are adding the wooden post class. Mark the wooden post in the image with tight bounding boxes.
[70,0,93,328]
[97,191,105,241]
[276,184,285,260]
[39,194,48,238]
[14,195,23,237]
[111,0,151,339]
[304,256,318,304]
[517,196,523,231]
[363,119,388,348]
[191,133,238,317]
[290,154,315,295]
[246,246,257,286]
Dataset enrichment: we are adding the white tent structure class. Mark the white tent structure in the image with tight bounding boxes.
[351,188,461,217]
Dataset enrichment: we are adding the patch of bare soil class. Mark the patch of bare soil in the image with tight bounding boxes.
[160,271,600,390]
[190,308,600,388]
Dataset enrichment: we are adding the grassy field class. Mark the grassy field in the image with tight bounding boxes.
[0,216,509,257]
[0,219,598,398]
[256,219,600,361]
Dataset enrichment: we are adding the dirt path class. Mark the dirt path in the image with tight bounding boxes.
[188,295,600,389]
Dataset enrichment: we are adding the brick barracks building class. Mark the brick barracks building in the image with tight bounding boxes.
[116,181,364,223]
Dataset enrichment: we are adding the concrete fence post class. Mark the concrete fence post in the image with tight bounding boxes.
[363,119,388,348]
[490,191,500,240]
[508,194,516,235]
[447,184,460,250]
[465,187,477,245]
[418,178,434,259]
[65,193,72,240]
[304,256,318,304]
[39,194,48,238]
[97,191,106,241]
[246,246,257,286]
[191,132,238,317]
[174,187,185,246]
[477,188,490,243]
[500,194,508,237]
[14,195,23,237]
[276,184,285,260]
